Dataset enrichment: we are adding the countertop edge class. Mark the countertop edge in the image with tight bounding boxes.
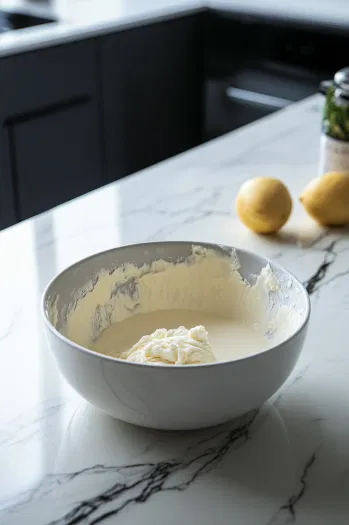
[0,4,205,58]
[2,0,349,58]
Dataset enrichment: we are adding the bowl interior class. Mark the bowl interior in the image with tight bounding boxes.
[43,242,309,360]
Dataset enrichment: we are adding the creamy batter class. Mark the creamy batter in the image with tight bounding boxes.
[53,245,304,365]
[92,309,268,362]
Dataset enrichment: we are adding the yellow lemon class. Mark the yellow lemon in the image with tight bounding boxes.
[236,177,292,234]
[300,171,349,226]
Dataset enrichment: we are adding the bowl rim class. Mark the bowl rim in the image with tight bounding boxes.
[40,241,311,370]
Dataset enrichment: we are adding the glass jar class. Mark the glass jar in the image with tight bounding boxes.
[319,67,349,174]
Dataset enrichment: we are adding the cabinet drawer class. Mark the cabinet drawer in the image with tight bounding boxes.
[0,40,97,118]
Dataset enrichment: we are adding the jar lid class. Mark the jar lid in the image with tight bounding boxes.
[335,67,349,93]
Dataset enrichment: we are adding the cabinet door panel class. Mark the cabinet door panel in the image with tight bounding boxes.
[100,13,204,181]
[123,16,203,175]
[0,132,17,229]
[10,98,101,221]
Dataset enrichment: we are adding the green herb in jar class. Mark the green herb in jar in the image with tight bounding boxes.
[323,84,349,141]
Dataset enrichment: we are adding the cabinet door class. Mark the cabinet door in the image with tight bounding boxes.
[7,98,101,221]
[0,133,16,230]
[100,13,205,180]
[0,40,103,224]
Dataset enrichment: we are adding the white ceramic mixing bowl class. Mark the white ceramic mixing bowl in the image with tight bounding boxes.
[41,242,310,430]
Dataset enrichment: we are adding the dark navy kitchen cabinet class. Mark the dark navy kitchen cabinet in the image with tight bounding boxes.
[99,13,205,182]
[0,142,16,230]
[0,40,103,223]
[0,13,205,228]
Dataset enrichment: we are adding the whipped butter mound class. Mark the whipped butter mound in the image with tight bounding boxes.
[120,325,216,365]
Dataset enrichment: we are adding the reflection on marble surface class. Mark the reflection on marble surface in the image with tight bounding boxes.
[4,403,296,525]
[1,96,349,524]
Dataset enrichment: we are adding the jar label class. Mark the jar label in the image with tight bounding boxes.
[319,134,349,174]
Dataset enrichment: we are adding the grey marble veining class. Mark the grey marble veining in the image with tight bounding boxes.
[1,95,349,524]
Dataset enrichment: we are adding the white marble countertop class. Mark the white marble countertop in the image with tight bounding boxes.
[0,0,349,57]
[211,0,349,28]
[1,94,349,524]
[0,0,202,56]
